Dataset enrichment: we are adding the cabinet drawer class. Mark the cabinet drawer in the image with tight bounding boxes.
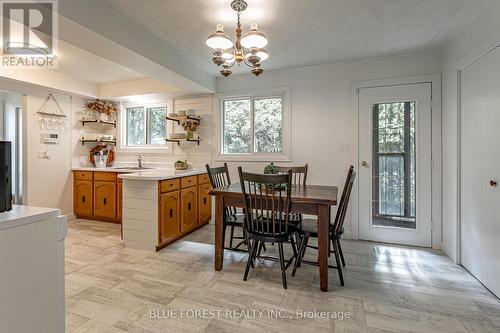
[160,178,180,193]
[74,171,93,181]
[94,172,117,182]
[198,173,210,185]
[181,175,198,188]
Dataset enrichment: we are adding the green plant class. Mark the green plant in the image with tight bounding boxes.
[263,162,278,174]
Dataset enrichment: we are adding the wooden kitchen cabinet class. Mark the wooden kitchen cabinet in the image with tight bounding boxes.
[198,183,211,225]
[157,174,210,249]
[73,171,123,223]
[180,186,198,233]
[159,191,180,243]
[74,180,93,216]
[93,181,117,219]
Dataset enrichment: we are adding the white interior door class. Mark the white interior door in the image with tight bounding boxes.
[358,83,432,247]
[461,44,500,297]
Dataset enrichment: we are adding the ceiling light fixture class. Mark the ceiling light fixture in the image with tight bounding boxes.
[206,0,269,77]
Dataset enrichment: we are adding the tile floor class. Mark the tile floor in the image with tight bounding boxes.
[65,219,500,333]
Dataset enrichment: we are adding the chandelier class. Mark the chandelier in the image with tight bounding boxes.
[205,0,269,77]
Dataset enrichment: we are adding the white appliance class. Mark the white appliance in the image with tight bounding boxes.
[0,206,67,333]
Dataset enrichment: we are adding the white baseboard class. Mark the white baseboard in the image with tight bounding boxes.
[62,213,76,220]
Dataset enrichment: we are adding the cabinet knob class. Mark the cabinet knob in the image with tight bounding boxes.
[490,180,497,187]
[169,208,173,218]
[82,196,85,203]
[204,197,207,205]
[188,202,191,211]
[104,198,107,205]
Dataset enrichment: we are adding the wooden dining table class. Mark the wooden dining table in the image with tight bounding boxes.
[209,183,338,292]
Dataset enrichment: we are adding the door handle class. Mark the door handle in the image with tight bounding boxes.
[169,208,173,218]
[490,180,497,187]
[361,160,369,168]
[204,197,207,205]
[82,195,85,203]
[188,202,191,211]
[104,198,107,205]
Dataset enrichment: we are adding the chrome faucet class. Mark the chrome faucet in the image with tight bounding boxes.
[137,154,143,168]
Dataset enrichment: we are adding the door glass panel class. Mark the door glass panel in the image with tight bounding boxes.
[372,102,416,229]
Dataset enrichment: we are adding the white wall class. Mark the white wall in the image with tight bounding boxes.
[24,93,75,215]
[441,0,500,262]
[215,51,441,238]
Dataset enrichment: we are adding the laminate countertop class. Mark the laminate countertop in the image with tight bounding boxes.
[71,167,148,173]
[118,168,207,181]
[0,205,61,231]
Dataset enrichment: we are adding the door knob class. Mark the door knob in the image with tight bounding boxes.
[361,161,369,168]
[490,180,497,187]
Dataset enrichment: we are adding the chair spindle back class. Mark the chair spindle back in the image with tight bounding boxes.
[274,164,308,187]
[333,166,356,235]
[206,163,237,216]
[238,167,292,238]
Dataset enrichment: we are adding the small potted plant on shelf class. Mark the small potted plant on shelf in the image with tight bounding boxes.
[182,120,199,139]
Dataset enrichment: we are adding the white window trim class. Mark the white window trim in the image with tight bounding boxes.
[116,100,174,155]
[214,86,292,162]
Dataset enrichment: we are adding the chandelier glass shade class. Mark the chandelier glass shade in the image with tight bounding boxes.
[206,0,269,77]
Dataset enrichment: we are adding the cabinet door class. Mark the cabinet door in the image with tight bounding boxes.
[198,183,211,225]
[94,181,117,218]
[117,180,123,221]
[160,191,180,243]
[74,180,93,216]
[180,186,198,233]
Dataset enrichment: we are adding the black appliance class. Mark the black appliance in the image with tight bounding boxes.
[0,141,12,212]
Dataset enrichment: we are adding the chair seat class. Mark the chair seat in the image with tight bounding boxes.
[297,218,344,238]
[225,213,245,226]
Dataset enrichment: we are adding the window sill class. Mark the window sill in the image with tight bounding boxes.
[215,153,291,162]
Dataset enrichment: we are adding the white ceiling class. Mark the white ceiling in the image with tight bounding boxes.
[52,40,144,84]
[98,0,486,76]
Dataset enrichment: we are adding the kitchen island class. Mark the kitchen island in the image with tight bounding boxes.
[119,169,211,251]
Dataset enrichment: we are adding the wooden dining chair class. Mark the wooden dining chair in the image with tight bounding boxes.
[274,164,308,224]
[238,167,297,289]
[291,166,355,286]
[274,164,308,187]
[205,163,247,251]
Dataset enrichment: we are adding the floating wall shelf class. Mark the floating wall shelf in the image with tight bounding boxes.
[80,139,117,146]
[166,138,201,146]
[81,119,117,127]
[166,115,201,125]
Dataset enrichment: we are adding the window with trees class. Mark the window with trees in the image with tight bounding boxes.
[372,101,416,229]
[222,96,283,155]
[125,105,167,146]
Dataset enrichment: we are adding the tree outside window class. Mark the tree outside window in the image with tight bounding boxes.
[222,97,283,154]
[126,106,167,146]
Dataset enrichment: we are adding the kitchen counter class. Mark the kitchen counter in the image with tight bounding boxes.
[120,168,211,251]
[71,166,146,173]
[118,168,207,181]
[0,205,61,231]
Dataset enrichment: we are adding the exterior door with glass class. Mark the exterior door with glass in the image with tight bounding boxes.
[358,83,432,247]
